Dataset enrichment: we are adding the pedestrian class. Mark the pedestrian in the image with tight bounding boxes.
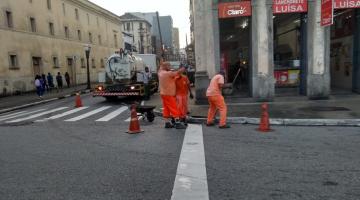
[34,75,43,98]
[39,75,46,95]
[64,72,70,88]
[175,70,193,125]
[41,74,49,92]
[56,72,63,92]
[47,72,54,91]
[158,62,186,129]
[206,70,230,128]
[143,66,152,100]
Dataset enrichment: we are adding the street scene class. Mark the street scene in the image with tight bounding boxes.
[1,0,360,200]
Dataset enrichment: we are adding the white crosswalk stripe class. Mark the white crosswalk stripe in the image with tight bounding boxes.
[96,106,128,122]
[65,106,111,122]
[0,109,46,122]
[35,107,89,122]
[0,111,27,120]
[6,107,68,123]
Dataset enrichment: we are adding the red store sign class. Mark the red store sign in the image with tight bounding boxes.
[334,0,360,9]
[218,1,252,18]
[273,0,308,14]
[321,0,334,26]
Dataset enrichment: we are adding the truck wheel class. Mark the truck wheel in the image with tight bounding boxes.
[105,96,117,102]
[146,111,155,122]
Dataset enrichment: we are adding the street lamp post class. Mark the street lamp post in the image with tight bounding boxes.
[84,44,91,90]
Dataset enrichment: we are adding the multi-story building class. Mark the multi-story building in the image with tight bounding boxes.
[153,15,174,57]
[130,12,158,54]
[172,27,180,55]
[192,0,360,103]
[0,0,123,95]
[120,13,152,54]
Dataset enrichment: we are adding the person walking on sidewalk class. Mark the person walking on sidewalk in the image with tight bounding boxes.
[206,70,230,128]
[41,74,49,92]
[56,72,63,92]
[64,72,70,88]
[47,72,54,91]
[143,66,152,100]
[158,62,186,129]
[34,75,43,98]
[175,70,193,125]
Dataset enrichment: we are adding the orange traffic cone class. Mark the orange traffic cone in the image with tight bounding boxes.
[127,104,144,134]
[257,103,273,132]
[75,92,83,108]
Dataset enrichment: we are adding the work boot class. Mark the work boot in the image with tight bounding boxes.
[165,122,174,128]
[175,120,187,129]
[206,122,215,126]
[219,124,231,129]
[181,118,188,126]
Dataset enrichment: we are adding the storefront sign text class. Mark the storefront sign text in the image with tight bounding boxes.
[321,0,334,26]
[218,1,252,18]
[334,0,360,9]
[273,0,308,14]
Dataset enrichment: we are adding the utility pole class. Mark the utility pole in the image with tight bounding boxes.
[156,11,164,60]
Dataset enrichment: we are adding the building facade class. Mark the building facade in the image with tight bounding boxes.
[192,0,360,103]
[172,27,180,55]
[0,0,123,95]
[153,15,174,54]
[120,13,152,54]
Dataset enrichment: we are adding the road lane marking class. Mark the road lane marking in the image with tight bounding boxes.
[96,106,128,122]
[171,124,209,200]
[6,107,68,123]
[0,109,46,122]
[65,106,111,122]
[124,113,143,122]
[0,111,27,120]
[35,107,89,122]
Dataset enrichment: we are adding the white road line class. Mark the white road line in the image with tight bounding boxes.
[35,107,89,122]
[171,124,209,200]
[124,114,143,122]
[65,106,111,122]
[0,109,46,122]
[96,106,128,122]
[6,107,68,123]
[0,111,27,120]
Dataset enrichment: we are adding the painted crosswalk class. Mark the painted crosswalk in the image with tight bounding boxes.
[0,105,150,124]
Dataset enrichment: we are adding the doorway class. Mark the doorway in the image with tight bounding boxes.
[32,57,42,77]
[219,16,251,97]
[67,57,76,86]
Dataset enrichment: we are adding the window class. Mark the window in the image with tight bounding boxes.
[47,0,51,10]
[64,26,69,38]
[81,58,85,68]
[91,58,95,68]
[52,57,59,68]
[77,30,81,40]
[49,22,54,35]
[98,35,102,45]
[126,23,130,31]
[29,0,32,3]
[114,34,118,48]
[30,17,36,32]
[9,54,18,69]
[75,8,79,20]
[140,22,143,29]
[6,11,13,28]
[100,59,104,68]
[88,32,92,43]
[62,3,66,15]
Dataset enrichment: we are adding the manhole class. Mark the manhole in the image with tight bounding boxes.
[300,106,350,112]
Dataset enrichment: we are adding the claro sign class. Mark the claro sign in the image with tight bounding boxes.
[273,0,308,14]
[218,1,252,18]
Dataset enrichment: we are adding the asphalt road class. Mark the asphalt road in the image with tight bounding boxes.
[0,94,359,200]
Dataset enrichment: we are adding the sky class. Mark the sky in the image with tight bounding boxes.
[88,0,190,48]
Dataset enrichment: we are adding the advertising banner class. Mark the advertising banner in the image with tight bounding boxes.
[334,0,360,9]
[273,0,308,14]
[218,1,252,18]
[321,0,334,26]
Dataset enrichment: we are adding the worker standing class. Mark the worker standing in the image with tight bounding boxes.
[175,70,193,125]
[206,70,230,128]
[158,62,186,129]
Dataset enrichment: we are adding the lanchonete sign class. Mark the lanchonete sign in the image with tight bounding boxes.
[273,0,308,14]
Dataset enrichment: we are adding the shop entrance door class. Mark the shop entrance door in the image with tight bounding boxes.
[32,57,42,77]
[330,9,360,94]
[67,58,76,86]
[219,16,251,97]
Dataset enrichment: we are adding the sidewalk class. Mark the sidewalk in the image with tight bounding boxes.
[0,84,91,113]
[144,91,360,123]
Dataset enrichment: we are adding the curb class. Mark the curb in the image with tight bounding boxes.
[153,109,360,127]
[0,89,92,115]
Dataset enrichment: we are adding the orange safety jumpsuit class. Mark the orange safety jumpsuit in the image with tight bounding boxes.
[206,74,227,126]
[158,69,180,119]
[175,75,190,119]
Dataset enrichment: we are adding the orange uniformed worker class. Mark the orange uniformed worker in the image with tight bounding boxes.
[175,71,194,125]
[206,70,230,128]
[158,62,187,129]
